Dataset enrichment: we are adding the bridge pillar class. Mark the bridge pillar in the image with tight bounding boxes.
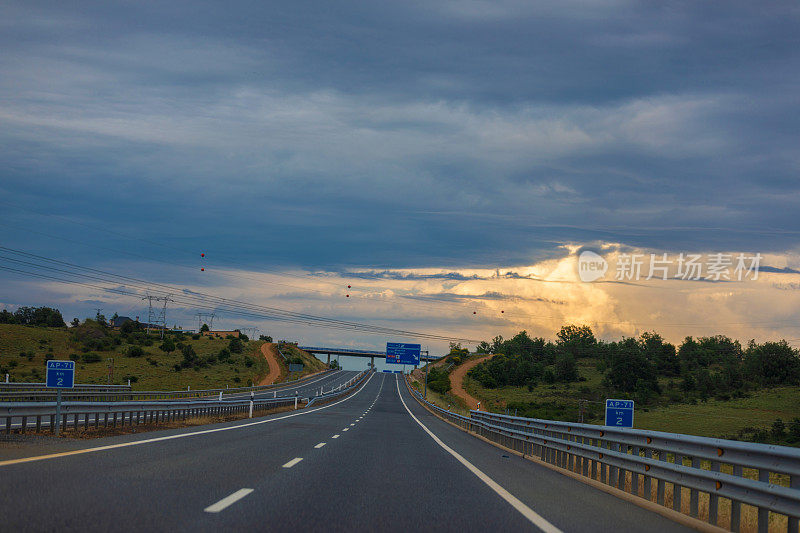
[370,355,374,368]
[327,353,330,365]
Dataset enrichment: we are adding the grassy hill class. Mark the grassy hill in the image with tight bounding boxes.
[0,323,269,390]
[277,344,328,380]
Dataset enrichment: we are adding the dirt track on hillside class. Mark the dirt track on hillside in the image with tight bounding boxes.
[450,354,496,410]
[258,343,285,386]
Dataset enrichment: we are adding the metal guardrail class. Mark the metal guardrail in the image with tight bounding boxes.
[306,369,372,407]
[405,379,800,533]
[0,369,371,435]
[0,382,131,392]
[1,396,297,434]
[0,370,334,402]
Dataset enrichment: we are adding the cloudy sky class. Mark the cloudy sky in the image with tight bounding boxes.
[1,1,799,353]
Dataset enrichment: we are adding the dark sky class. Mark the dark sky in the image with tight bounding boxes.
[1,1,799,348]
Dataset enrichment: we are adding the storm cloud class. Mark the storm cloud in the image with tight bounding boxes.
[1,1,799,347]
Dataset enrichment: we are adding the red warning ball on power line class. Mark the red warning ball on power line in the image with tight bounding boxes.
[201,268,205,271]
[201,253,205,257]
[347,285,351,289]
[501,310,504,313]
[346,294,350,297]
[473,311,477,314]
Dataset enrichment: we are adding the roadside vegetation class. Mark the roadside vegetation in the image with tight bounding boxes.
[0,307,270,390]
[420,325,800,446]
[273,343,328,380]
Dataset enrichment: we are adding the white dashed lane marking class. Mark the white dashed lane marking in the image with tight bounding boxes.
[332,434,340,439]
[204,489,254,513]
[343,428,349,432]
[282,457,303,468]
[314,442,326,449]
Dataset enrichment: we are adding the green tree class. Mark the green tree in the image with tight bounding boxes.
[604,338,659,394]
[745,341,800,385]
[228,337,244,354]
[554,353,579,382]
[127,346,144,357]
[200,323,210,332]
[159,338,176,353]
[556,324,596,358]
[640,332,679,376]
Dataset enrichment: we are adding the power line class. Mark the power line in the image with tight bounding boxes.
[0,246,482,343]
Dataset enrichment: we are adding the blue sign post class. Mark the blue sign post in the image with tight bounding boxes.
[605,399,634,428]
[46,360,75,436]
[386,343,421,366]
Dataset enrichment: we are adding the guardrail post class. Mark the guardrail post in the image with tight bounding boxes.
[657,451,666,505]
[757,468,769,533]
[789,474,799,533]
[673,454,683,513]
[249,392,254,418]
[708,460,720,526]
[643,449,652,501]
[689,457,700,517]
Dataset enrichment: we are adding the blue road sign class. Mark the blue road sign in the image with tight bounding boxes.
[46,360,75,389]
[386,343,421,365]
[605,399,634,428]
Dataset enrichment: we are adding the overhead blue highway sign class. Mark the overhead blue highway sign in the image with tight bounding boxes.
[605,399,634,428]
[46,360,75,389]
[386,343,421,365]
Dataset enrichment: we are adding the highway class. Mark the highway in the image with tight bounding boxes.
[0,372,693,532]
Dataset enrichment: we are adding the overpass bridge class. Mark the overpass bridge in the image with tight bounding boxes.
[298,346,436,366]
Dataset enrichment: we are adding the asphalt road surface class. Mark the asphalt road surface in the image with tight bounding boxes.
[0,372,693,532]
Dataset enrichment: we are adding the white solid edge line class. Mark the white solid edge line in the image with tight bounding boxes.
[204,488,254,513]
[0,372,376,468]
[394,376,563,533]
[282,457,303,468]
[314,442,326,448]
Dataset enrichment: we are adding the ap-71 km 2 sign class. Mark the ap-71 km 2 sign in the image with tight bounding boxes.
[604,399,634,428]
[46,360,75,389]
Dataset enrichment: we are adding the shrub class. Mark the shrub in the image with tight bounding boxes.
[218,348,231,362]
[82,352,102,363]
[772,418,786,439]
[69,353,80,361]
[159,338,176,353]
[426,367,451,394]
[788,418,800,443]
[229,337,244,354]
[554,354,579,382]
[127,346,145,358]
